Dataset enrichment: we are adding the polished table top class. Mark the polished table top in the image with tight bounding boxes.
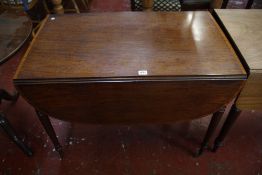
[14,12,246,123]
[214,9,262,110]
[215,9,262,70]
[0,10,32,64]
[15,12,245,81]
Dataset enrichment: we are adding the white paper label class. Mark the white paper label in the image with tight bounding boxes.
[138,70,148,76]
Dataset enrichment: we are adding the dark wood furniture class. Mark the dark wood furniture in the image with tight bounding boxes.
[14,12,246,157]
[212,9,262,151]
[0,10,32,64]
[133,0,181,11]
[0,90,33,156]
[0,10,33,156]
[221,0,254,9]
[132,0,225,11]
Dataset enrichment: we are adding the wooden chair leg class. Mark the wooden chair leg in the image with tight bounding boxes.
[212,104,241,152]
[0,89,19,103]
[81,0,88,9]
[195,107,225,157]
[0,113,33,156]
[71,0,80,13]
[35,110,63,158]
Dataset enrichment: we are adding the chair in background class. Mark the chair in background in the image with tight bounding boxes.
[0,5,34,156]
[0,0,89,15]
[1,0,48,36]
[0,0,88,157]
[0,0,37,10]
[221,0,254,8]
[132,0,181,11]
[47,0,89,14]
[64,0,89,13]
[0,90,33,156]
[181,0,223,9]
[131,0,226,11]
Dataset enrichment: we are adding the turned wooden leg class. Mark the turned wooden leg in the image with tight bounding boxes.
[0,89,19,103]
[0,113,33,156]
[195,107,225,157]
[50,0,64,14]
[212,104,241,152]
[35,110,63,157]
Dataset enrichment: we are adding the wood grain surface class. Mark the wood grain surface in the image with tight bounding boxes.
[236,71,262,110]
[14,12,246,123]
[215,9,262,110]
[16,80,244,123]
[215,9,262,70]
[15,12,245,81]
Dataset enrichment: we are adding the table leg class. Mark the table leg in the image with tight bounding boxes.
[195,107,225,157]
[0,113,33,156]
[35,110,63,158]
[0,89,19,103]
[212,104,241,152]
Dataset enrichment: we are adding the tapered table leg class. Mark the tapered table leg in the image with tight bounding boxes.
[0,113,33,156]
[212,104,241,152]
[35,110,63,158]
[0,89,19,103]
[195,107,225,157]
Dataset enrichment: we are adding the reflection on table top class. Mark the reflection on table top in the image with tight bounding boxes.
[15,11,245,81]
